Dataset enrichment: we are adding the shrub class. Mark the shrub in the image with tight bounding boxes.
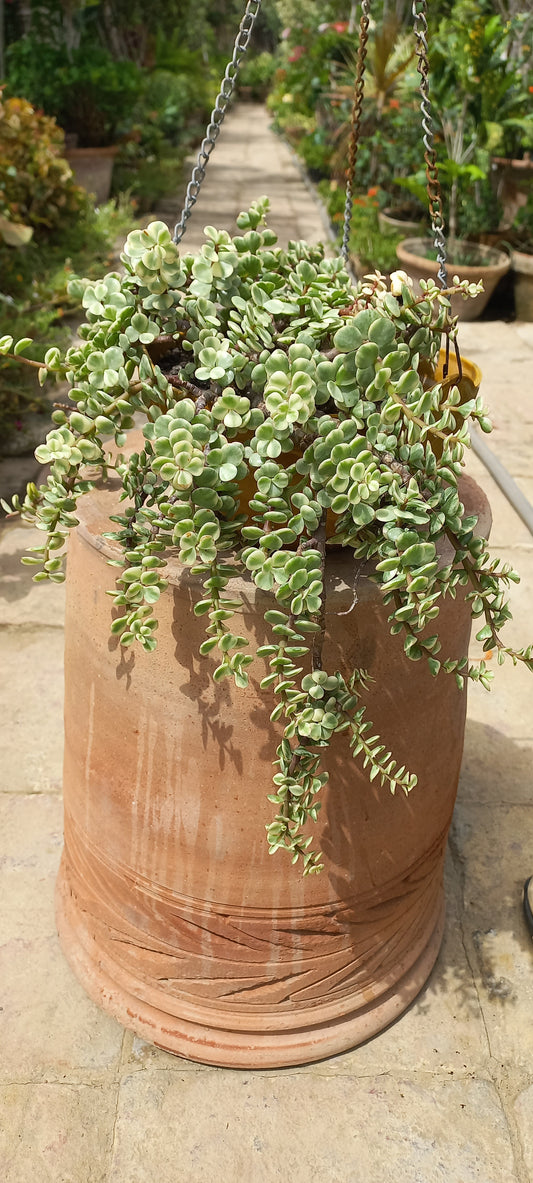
[5,40,143,147]
[0,88,87,237]
[238,52,277,97]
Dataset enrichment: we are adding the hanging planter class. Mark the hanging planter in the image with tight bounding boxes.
[2,0,532,1070]
[3,203,531,1066]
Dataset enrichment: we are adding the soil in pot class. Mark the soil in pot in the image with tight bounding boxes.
[396,237,511,320]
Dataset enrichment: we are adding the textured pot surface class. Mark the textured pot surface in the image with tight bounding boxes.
[396,238,511,321]
[56,473,490,1067]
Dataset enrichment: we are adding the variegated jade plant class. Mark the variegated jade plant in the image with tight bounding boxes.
[2,198,532,872]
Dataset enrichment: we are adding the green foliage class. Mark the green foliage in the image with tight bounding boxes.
[5,40,143,147]
[0,197,135,442]
[0,88,88,237]
[4,199,531,872]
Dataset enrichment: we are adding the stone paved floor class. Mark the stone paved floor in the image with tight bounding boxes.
[1,104,533,1182]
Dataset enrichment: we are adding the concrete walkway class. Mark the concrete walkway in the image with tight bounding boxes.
[1,105,532,1182]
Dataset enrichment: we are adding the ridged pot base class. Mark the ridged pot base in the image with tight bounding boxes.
[56,858,445,1068]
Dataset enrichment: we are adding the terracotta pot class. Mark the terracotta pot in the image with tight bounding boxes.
[55,456,491,1067]
[491,155,533,229]
[65,146,117,204]
[378,207,425,237]
[512,249,533,321]
[396,238,511,321]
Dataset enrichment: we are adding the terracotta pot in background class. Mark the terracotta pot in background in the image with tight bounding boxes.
[396,238,511,321]
[55,467,491,1068]
[491,155,533,229]
[65,146,117,204]
[378,206,425,237]
[512,250,533,321]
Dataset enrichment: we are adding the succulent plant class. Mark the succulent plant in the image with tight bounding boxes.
[2,197,532,873]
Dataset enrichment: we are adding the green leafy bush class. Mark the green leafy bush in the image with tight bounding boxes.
[238,52,277,97]
[0,198,135,443]
[0,88,88,237]
[5,40,143,146]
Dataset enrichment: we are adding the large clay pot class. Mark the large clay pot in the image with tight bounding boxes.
[396,238,511,321]
[56,471,490,1068]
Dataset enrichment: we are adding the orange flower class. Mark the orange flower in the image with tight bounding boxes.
[388,98,400,110]
[367,186,378,197]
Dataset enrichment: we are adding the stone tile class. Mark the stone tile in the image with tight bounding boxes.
[0,523,66,627]
[181,106,326,255]
[458,323,533,477]
[451,802,533,1074]
[513,1083,533,1178]
[514,322,533,350]
[0,628,63,794]
[0,794,124,1081]
[463,461,533,549]
[458,321,524,356]
[119,854,489,1082]
[109,1071,518,1182]
[466,546,533,739]
[119,1032,210,1075]
[459,721,533,804]
[1,1082,116,1183]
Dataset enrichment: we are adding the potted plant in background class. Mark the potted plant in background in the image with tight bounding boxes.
[2,197,532,1067]
[394,2,533,317]
[237,51,276,101]
[0,85,90,451]
[506,191,533,320]
[396,103,511,319]
[5,35,142,202]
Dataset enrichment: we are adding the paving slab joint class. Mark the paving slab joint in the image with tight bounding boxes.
[447,827,495,1062]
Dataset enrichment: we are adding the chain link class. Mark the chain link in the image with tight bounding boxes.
[412,0,448,288]
[173,0,263,245]
[341,0,371,266]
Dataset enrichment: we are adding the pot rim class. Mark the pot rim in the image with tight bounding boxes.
[512,249,533,275]
[397,237,511,276]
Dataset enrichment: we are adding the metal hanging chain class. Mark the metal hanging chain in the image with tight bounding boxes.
[341,0,371,265]
[412,0,448,289]
[173,0,263,246]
